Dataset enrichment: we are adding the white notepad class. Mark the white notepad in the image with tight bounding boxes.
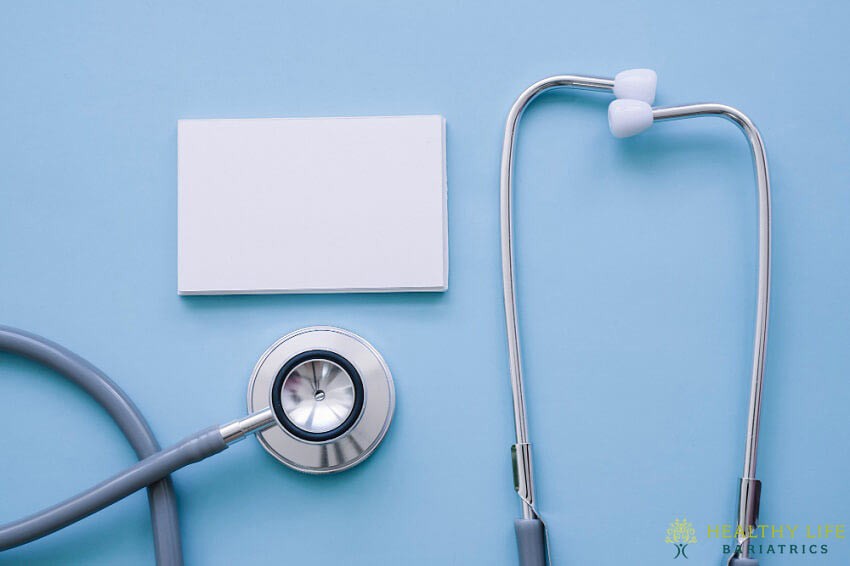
[177,115,447,295]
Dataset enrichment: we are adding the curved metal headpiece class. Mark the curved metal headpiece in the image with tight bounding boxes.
[500,71,771,562]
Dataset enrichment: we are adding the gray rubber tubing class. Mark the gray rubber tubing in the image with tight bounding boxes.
[729,558,759,566]
[0,426,226,551]
[515,518,546,566]
[0,325,183,564]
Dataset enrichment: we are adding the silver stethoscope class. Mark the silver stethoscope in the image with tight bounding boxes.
[1,70,772,566]
[500,70,771,566]
[0,325,395,564]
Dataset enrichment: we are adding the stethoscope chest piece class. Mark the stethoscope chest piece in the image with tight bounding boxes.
[248,326,395,473]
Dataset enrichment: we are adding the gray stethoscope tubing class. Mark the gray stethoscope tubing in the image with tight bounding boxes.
[501,75,770,565]
[0,326,186,564]
[0,325,275,558]
[0,325,394,563]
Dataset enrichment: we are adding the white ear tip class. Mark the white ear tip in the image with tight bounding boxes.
[608,99,654,138]
[613,68,657,104]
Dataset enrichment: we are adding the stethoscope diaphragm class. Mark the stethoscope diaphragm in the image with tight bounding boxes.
[247,326,395,474]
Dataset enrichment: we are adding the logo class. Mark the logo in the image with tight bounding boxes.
[661,518,845,559]
[666,518,698,559]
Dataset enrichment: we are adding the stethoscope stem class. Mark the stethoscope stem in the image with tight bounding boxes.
[219,407,276,444]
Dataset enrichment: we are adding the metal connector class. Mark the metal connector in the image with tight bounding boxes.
[512,442,534,508]
[219,407,276,444]
[735,477,762,557]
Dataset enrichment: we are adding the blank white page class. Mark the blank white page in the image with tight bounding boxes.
[177,115,447,295]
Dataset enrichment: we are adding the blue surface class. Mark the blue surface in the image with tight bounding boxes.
[1,2,849,565]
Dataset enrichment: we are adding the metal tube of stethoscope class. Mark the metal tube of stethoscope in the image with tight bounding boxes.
[504,82,772,564]
[501,75,616,525]
[653,104,771,561]
[652,103,771,480]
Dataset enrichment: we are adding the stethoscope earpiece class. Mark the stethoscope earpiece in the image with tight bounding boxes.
[609,68,657,138]
[612,68,657,104]
[608,98,654,138]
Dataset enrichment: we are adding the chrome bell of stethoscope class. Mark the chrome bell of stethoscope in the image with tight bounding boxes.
[500,70,771,566]
[241,326,395,473]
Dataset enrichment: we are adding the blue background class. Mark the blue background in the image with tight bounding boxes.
[1,2,848,565]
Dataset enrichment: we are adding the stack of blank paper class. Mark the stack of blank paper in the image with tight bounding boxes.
[178,115,447,294]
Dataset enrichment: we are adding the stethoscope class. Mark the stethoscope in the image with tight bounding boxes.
[500,70,771,566]
[0,325,395,564]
